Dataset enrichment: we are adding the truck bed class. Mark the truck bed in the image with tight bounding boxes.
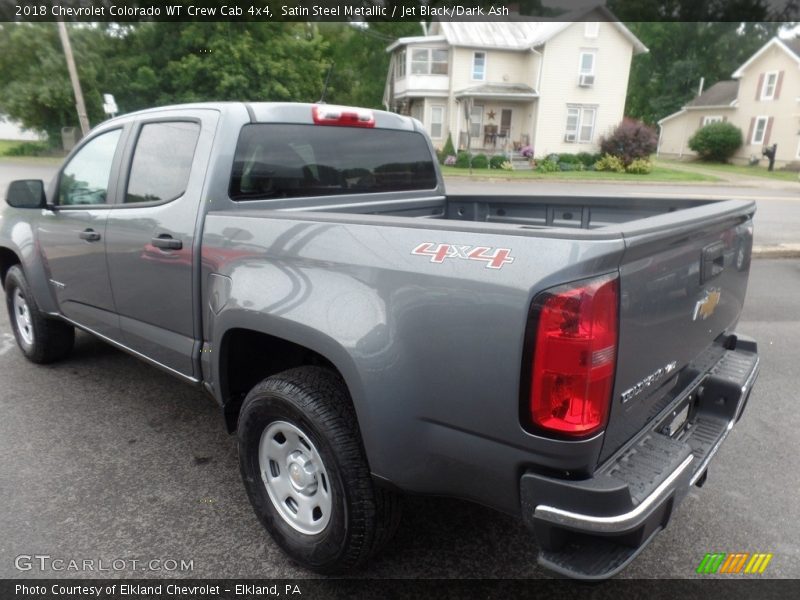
[238,193,716,230]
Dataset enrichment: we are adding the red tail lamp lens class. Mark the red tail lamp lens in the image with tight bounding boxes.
[530,275,619,436]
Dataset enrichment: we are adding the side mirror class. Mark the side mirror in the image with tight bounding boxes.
[6,180,46,209]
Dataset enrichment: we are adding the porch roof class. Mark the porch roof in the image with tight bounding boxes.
[454,83,538,101]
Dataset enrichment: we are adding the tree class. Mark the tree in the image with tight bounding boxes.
[99,22,330,111]
[0,23,107,143]
[317,22,420,108]
[620,21,786,125]
[0,22,332,140]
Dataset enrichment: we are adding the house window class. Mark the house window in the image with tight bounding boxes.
[579,51,595,76]
[565,106,596,143]
[761,71,778,100]
[578,51,596,86]
[752,116,769,144]
[411,48,448,75]
[469,105,483,139]
[430,105,445,139]
[395,49,406,79]
[584,22,599,38]
[703,116,723,125]
[472,52,486,81]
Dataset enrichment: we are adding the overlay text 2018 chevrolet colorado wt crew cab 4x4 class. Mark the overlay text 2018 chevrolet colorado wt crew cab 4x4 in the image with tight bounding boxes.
[0,102,759,579]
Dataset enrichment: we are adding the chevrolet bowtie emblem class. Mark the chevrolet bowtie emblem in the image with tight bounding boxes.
[693,288,721,321]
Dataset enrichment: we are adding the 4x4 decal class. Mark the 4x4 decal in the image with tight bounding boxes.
[411,243,514,269]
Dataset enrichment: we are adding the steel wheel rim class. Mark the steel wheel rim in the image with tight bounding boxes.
[13,288,34,346]
[259,420,332,535]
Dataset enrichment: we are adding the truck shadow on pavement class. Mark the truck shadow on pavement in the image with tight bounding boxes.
[0,325,544,579]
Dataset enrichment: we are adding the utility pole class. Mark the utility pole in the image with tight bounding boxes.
[57,21,90,137]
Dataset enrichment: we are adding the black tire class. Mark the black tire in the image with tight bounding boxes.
[238,366,401,574]
[4,265,74,364]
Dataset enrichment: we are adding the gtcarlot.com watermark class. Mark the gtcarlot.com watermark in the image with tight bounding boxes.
[14,554,194,573]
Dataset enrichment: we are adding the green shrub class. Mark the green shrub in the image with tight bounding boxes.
[557,153,581,164]
[599,119,658,166]
[536,158,559,173]
[500,161,514,171]
[489,155,506,169]
[688,122,743,162]
[441,133,456,164]
[625,158,653,174]
[576,152,601,167]
[455,151,471,168]
[559,161,585,172]
[594,154,626,173]
[3,141,48,157]
[471,154,489,169]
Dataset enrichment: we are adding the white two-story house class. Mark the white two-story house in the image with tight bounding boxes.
[382,7,647,156]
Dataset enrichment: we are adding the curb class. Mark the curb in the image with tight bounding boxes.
[752,244,800,259]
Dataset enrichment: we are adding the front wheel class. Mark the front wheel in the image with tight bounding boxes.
[4,265,74,363]
[237,366,401,574]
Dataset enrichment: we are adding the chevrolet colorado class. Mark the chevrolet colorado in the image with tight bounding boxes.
[0,102,759,579]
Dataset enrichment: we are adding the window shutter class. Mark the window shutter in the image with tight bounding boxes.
[764,117,774,146]
[755,73,764,100]
[775,71,784,99]
[747,117,755,144]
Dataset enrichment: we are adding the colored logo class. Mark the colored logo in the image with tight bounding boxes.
[693,288,721,321]
[411,243,514,269]
[696,552,773,574]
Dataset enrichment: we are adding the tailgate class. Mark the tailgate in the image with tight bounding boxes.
[599,200,755,463]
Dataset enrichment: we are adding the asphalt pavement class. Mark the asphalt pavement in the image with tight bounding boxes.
[0,259,798,579]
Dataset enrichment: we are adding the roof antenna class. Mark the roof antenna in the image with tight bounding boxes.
[318,63,335,104]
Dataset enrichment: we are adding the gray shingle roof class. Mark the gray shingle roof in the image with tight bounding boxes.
[685,80,739,108]
[784,37,800,59]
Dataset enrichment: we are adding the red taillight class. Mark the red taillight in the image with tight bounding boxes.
[312,104,375,128]
[529,274,619,437]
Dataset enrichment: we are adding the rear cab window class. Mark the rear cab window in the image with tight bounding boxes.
[126,121,200,204]
[229,124,437,201]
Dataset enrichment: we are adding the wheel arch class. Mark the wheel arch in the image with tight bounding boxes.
[213,317,367,440]
[0,246,21,287]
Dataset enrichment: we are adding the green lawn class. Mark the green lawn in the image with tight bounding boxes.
[0,139,64,163]
[441,165,721,183]
[0,139,27,155]
[657,159,799,182]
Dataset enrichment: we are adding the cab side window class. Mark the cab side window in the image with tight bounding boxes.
[58,129,122,206]
[125,122,200,204]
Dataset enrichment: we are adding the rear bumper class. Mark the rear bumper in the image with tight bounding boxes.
[520,334,760,580]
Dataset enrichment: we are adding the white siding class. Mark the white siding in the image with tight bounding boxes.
[732,44,800,165]
[534,21,634,155]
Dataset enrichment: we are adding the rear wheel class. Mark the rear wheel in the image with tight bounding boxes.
[4,265,74,363]
[237,366,401,573]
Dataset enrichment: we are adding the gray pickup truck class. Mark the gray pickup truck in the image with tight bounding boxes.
[1,102,759,579]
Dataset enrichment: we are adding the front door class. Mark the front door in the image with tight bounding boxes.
[37,127,126,339]
[500,109,512,137]
[104,111,216,379]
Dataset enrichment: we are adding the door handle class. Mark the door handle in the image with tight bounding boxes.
[151,235,183,250]
[79,229,101,242]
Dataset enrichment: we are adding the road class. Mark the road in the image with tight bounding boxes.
[1,159,797,247]
[0,259,797,579]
